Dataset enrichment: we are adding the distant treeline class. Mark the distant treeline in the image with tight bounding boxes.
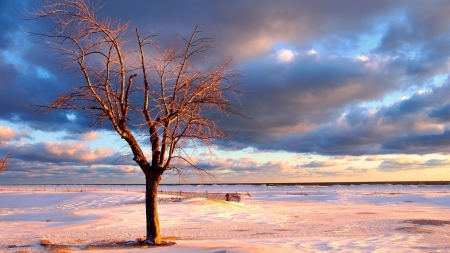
[3,181,450,186]
[160,181,450,186]
[261,181,450,186]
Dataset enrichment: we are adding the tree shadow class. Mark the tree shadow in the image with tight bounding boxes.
[39,238,176,252]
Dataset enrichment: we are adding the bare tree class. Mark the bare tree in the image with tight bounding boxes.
[31,0,242,244]
[0,143,12,173]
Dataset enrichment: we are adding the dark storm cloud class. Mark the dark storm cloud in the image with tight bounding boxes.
[97,0,415,63]
[429,104,450,122]
[248,81,450,156]
[0,26,90,132]
[381,130,450,154]
[0,1,23,49]
[0,1,116,133]
[224,53,406,140]
[384,94,429,119]
[374,3,450,80]
[376,2,450,54]
[2,0,450,159]
[0,65,94,133]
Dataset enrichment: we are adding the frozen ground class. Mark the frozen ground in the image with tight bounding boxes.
[1,184,450,252]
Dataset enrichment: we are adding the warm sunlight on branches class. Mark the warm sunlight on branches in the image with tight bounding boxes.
[0,143,12,173]
[32,0,243,244]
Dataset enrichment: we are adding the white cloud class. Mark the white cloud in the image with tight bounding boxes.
[118,166,138,173]
[277,49,295,62]
[0,126,17,141]
[357,54,369,62]
[307,49,318,55]
[0,125,30,141]
[81,132,101,141]
[66,113,77,122]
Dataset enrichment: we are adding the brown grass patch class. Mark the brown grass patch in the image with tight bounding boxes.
[162,236,180,241]
[40,239,52,246]
[6,245,32,253]
[404,219,450,226]
[275,228,293,231]
[40,245,76,252]
[68,239,86,244]
[40,239,79,252]
[232,229,251,232]
[251,232,274,236]
[397,227,433,234]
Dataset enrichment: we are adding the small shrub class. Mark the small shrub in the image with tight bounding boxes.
[40,239,51,246]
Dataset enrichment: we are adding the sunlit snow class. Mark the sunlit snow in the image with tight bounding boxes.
[0,184,449,252]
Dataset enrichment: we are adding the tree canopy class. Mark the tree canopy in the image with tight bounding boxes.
[32,0,242,244]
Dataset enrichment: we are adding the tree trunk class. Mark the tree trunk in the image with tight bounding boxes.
[145,169,163,244]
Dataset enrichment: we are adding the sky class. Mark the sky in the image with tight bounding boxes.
[1,0,450,184]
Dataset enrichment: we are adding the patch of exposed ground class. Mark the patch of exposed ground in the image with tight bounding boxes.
[404,219,450,226]
[38,238,177,252]
[396,227,434,234]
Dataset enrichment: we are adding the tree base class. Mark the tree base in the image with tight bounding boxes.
[82,240,175,250]
[137,237,176,246]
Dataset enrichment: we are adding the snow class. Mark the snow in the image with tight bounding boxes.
[1,184,450,252]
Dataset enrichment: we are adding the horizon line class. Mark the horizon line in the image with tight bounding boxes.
[2,180,450,186]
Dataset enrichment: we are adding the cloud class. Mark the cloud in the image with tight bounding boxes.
[18,2,435,70]
[381,130,450,154]
[0,161,146,184]
[301,161,339,168]
[221,52,408,151]
[81,132,101,141]
[3,1,450,183]
[14,141,114,164]
[304,166,369,178]
[307,49,319,56]
[4,1,450,149]
[365,156,383,162]
[377,157,450,172]
[118,165,139,173]
[257,79,450,155]
[277,49,295,62]
[0,126,18,141]
[357,55,370,62]
[188,156,365,181]
[0,126,30,141]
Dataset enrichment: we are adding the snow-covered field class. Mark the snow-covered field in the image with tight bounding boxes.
[1,184,450,252]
